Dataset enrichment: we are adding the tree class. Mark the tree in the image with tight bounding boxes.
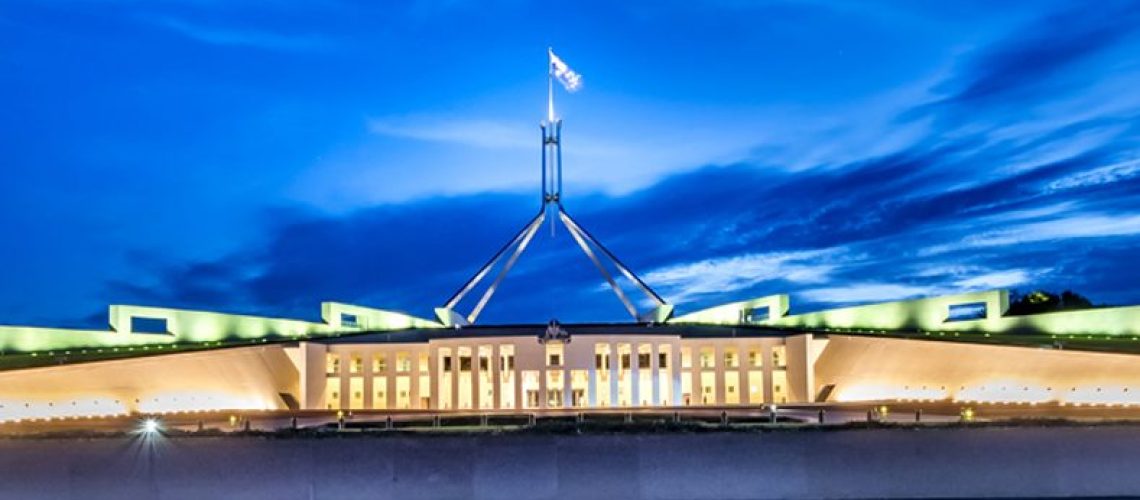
[1007,289,1097,316]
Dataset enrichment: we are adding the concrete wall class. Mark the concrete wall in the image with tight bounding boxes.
[2,429,1140,499]
[0,345,299,421]
[674,288,1140,336]
[815,335,1140,404]
[0,302,439,353]
[671,294,789,325]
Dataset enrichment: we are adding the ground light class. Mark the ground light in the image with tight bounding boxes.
[960,407,976,422]
[139,417,161,435]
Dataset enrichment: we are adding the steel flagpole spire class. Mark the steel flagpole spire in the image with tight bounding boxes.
[436,48,672,327]
[547,47,556,123]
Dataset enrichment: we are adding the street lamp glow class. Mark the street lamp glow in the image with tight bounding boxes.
[141,417,160,434]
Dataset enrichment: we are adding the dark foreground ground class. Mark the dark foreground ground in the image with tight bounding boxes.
[2,424,1140,499]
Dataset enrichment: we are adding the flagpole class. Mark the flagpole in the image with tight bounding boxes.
[547,47,555,123]
[546,47,556,235]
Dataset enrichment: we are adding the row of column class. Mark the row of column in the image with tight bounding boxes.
[327,341,788,410]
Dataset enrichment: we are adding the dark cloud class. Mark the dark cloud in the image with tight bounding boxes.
[98,3,1140,325]
[903,1,1140,124]
[106,120,1140,323]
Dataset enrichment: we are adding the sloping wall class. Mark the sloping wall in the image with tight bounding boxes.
[814,335,1140,405]
[0,345,299,421]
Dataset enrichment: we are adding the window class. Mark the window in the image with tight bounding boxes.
[681,348,692,369]
[772,346,786,369]
[419,352,430,373]
[658,352,668,369]
[443,355,453,372]
[748,349,762,368]
[546,343,563,367]
[350,354,363,374]
[478,346,491,372]
[397,352,411,373]
[326,354,340,375]
[948,302,987,322]
[500,345,515,371]
[638,353,651,368]
[460,355,472,372]
[340,313,359,328]
[699,348,715,369]
[595,344,611,371]
[372,353,387,373]
[130,317,168,334]
[724,348,739,369]
[742,306,770,324]
[621,353,631,370]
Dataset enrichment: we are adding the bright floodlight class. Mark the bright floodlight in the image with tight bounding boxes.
[142,417,160,434]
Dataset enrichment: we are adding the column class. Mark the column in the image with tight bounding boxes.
[429,346,440,410]
[609,342,619,407]
[563,362,573,409]
[471,346,481,410]
[588,358,598,407]
[714,345,726,405]
[671,342,682,406]
[410,351,420,410]
[492,344,502,410]
[763,343,774,404]
[514,360,523,412]
[451,347,460,411]
[631,345,641,406]
[737,344,748,406]
[387,366,397,410]
[651,343,660,406]
[539,366,548,410]
[363,352,374,410]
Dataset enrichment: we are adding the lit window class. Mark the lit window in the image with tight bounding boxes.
[725,348,738,369]
[699,348,715,369]
[748,349,762,368]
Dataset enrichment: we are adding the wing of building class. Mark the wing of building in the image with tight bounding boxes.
[3,289,1140,422]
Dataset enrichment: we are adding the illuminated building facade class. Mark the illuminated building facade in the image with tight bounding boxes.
[3,288,1140,422]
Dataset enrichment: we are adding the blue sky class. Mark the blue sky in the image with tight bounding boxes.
[2,1,1140,326]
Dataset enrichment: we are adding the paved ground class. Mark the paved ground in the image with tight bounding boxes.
[3,400,1138,435]
[1,425,1140,499]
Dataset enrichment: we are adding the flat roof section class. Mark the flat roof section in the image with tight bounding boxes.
[314,323,796,345]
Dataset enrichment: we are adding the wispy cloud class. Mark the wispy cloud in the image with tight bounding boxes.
[153,17,330,51]
[798,283,938,305]
[798,269,1038,305]
[368,116,533,150]
[923,213,1140,255]
[1046,159,1140,192]
[643,250,840,303]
